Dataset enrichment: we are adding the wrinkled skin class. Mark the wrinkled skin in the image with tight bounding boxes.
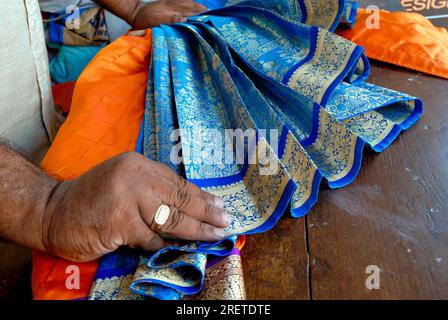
[132,0,207,29]
[41,152,230,262]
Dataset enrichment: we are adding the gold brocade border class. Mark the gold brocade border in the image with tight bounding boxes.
[287,29,358,104]
[186,254,247,300]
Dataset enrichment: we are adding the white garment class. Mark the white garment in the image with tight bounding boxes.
[0,0,59,164]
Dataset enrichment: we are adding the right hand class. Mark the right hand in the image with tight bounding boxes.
[131,0,208,29]
[39,152,230,262]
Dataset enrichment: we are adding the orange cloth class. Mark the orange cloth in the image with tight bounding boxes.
[33,29,246,300]
[338,9,448,79]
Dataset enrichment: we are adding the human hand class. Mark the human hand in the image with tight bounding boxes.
[40,152,229,262]
[131,0,207,29]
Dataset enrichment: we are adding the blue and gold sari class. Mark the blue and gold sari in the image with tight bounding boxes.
[89,0,422,300]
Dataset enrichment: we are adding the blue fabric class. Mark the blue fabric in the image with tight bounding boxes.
[49,45,105,83]
[339,0,359,28]
[89,0,423,300]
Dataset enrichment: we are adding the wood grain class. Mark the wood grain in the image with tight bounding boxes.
[243,61,448,299]
[242,217,310,299]
[307,62,448,299]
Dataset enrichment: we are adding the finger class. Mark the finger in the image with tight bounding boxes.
[173,175,225,209]
[184,195,231,228]
[170,14,187,23]
[183,179,224,209]
[172,193,230,228]
[151,206,226,242]
[192,2,208,12]
[127,224,174,252]
[134,163,229,226]
[173,0,208,13]
[158,176,230,227]
[146,172,226,214]
[134,156,224,209]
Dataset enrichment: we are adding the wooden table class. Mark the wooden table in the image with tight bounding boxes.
[0,61,447,300]
[242,61,448,299]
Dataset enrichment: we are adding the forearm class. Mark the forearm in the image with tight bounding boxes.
[0,144,57,251]
[94,0,145,26]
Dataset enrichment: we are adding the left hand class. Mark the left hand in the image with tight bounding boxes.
[131,0,208,29]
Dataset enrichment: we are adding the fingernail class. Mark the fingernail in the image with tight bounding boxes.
[180,17,188,23]
[222,213,232,226]
[214,197,225,209]
[128,30,146,37]
[214,228,226,239]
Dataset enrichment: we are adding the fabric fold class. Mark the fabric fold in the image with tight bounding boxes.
[89,0,423,300]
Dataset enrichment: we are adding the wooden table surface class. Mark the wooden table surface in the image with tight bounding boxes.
[0,61,447,300]
[242,61,448,299]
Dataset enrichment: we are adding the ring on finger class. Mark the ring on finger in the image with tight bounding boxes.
[154,204,171,227]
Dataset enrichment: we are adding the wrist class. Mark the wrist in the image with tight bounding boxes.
[128,0,146,29]
[23,176,62,253]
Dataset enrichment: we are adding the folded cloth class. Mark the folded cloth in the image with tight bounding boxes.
[34,0,424,300]
[89,0,422,300]
[33,29,247,300]
[337,8,448,79]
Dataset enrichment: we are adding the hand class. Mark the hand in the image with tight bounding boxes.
[131,0,207,29]
[40,152,230,262]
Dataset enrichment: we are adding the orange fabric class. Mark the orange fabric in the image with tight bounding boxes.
[236,235,246,251]
[338,9,448,79]
[33,30,152,300]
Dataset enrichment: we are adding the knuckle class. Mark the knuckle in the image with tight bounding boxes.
[175,186,190,207]
[117,151,137,164]
[176,176,188,189]
[110,153,145,186]
[173,177,191,207]
[203,202,213,219]
[164,207,181,231]
[116,152,142,169]
[199,189,211,200]
[196,222,207,238]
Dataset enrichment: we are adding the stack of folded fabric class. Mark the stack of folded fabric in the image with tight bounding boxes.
[86,0,423,300]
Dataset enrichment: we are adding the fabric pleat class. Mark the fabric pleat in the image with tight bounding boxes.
[89,0,422,300]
